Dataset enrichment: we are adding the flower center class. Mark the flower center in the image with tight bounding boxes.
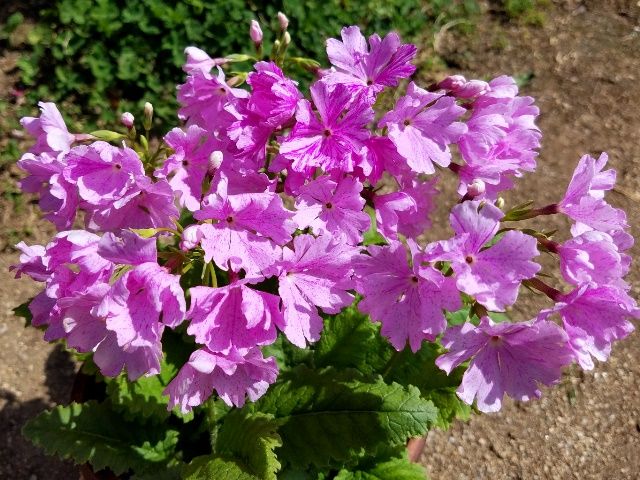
[226,216,234,223]
[182,160,189,167]
[325,202,333,209]
[403,119,412,126]
[465,255,474,264]
[411,275,419,284]
[323,129,332,138]
[114,163,122,170]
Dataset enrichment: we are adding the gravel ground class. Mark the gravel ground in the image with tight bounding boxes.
[0,1,639,479]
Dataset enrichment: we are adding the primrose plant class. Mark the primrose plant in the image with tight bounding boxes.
[12,12,638,480]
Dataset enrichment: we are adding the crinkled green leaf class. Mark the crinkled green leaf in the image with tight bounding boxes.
[181,455,259,480]
[335,456,428,480]
[385,343,471,429]
[250,367,437,468]
[314,304,393,375]
[22,401,181,476]
[216,411,282,480]
[13,298,33,328]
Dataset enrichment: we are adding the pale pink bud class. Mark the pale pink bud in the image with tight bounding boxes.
[121,112,134,129]
[250,20,263,44]
[467,179,486,197]
[277,12,289,31]
[283,31,291,46]
[438,75,490,99]
[438,75,466,91]
[208,150,224,174]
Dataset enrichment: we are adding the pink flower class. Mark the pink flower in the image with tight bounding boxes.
[374,176,438,240]
[85,177,179,232]
[437,75,490,99]
[164,347,278,411]
[184,186,294,277]
[97,230,158,266]
[423,201,540,311]
[155,126,225,211]
[20,102,75,154]
[177,67,246,132]
[324,26,417,97]
[558,230,630,289]
[279,82,373,174]
[456,88,540,199]
[182,46,222,74]
[96,262,186,379]
[246,61,302,128]
[436,317,574,413]
[558,153,627,232]
[379,82,467,174]
[355,241,461,351]
[11,242,48,281]
[538,284,638,370]
[186,283,283,353]
[293,175,369,244]
[277,234,357,347]
[65,142,144,205]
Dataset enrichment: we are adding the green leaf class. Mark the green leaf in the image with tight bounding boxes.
[216,411,282,480]
[314,304,393,375]
[250,367,437,468]
[335,456,428,480]
[445,307,471,326]
[363,207,386,246]
[182,455,259,480]
[23,401,181,476]
[385,343,471,429]
[90,130,126,142]
[13,299,33,328]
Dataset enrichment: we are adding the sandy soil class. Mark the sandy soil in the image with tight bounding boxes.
[0,1,638,479]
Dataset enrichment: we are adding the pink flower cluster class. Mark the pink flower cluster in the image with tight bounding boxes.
[12,24,638,414]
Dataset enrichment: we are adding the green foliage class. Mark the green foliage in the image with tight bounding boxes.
[384,343,471,429]
[216,411,282,479]
[500,0,548,25]
[314,304,392,375]
[22,401,182,477]
[182,455,260,480]
[10,0,481,129]
[335,456,428,480]
[12,299,33,328]
[248,366,438,469]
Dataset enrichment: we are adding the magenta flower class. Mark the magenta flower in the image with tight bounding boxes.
[155,126,225,211]
[379,82,467,174]
[97,230,158,266]
[279,82,373,173]
[558,153,627,232]
[558,230,630,289]
[20,102,75,154]
[538,284,638,370]
[437,75,490,99]
[324,26,417,97]
[11,242,48,281]
[277,234,357,347]
[17,152,79,230]
[164,347,278,411]
[177,67,246,132]
[355,241,461,351]
[85,177,179,232]
[456,90,540,199]
[185,187,294,276]
[97,262,186,379]
[186,283,283,353]
[293,175,369,245]
[423,201,540,311]
[359,135,406,184]
[374,176,438,240]
[182,46,221,74]
[436,317,574,413]
[246,61,302,128]
[226,98,276,170]
[65,142,144,205]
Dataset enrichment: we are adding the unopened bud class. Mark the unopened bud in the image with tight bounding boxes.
[250,20,263,45]
[495,197,506,210]
[467,179,486,198]
[277,12,289,31]
[208,150,224,174]
[120,112,134,129]
[438,75,490,99]
[438,75,466,91]
[143,102,153,130]
[283,31,291,46]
